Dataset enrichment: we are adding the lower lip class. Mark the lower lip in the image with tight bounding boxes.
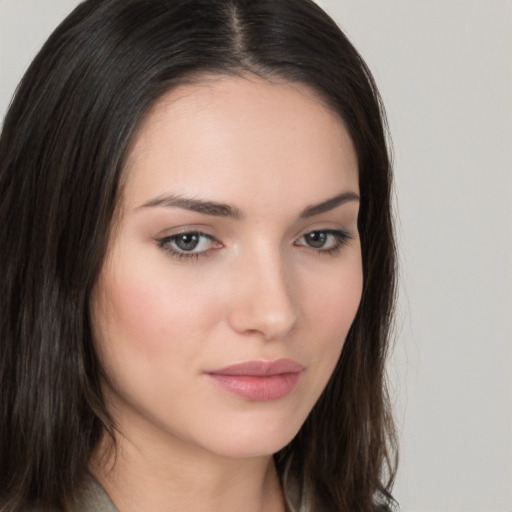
[207,372,302,401]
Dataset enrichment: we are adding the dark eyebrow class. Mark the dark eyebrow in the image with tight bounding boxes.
[138,190,359,220]
[138,194,244,219]
[300,191,360,218]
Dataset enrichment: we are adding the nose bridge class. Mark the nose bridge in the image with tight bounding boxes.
[228,240,298,339]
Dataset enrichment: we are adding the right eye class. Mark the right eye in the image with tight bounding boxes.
[157,231,220,259]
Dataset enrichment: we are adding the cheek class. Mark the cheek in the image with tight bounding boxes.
[90,260,221,366]
[299,258,363,369]
[306,260,363,335]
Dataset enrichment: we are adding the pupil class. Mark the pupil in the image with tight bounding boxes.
[306,231,327,248]
[176,233,199,251]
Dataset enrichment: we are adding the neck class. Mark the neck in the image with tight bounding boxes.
[89,431,286,512]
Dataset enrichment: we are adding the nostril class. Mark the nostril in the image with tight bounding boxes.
[227,278,298,339]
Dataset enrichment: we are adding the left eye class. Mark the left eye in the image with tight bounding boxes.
[296,230,351,250]
[159,232,215,254]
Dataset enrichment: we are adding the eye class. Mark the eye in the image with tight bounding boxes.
[157,231,220,259]
[296,229,353,253]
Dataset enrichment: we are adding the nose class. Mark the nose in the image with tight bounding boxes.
[227,248,299,340]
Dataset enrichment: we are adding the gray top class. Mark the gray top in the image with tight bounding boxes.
[72,474,119,512]
[71,473,298,512]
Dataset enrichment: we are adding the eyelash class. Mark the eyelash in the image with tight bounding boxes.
[157,231,216,260]
[295,229,354,256]
[157,229,353,261]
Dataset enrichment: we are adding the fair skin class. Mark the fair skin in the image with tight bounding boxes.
[89,75,362,512]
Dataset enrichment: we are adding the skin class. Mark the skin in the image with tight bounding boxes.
[89,75,362,512]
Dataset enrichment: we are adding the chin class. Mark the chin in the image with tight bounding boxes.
[188,412,306,460]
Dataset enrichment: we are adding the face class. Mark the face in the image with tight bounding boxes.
[90,75,362,460]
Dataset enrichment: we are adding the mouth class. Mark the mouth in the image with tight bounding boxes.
[205,359,305,401]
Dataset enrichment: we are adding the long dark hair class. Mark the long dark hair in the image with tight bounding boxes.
[0,1,397,510]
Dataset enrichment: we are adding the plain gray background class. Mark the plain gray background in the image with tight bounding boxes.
[1,1,511,511]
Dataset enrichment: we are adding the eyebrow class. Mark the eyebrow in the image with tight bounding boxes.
[138,191,359,219]
[299,191,360,218]
[139,194,244,219]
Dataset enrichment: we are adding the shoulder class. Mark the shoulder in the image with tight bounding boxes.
[68,474,118,512]
[375,503,399,512]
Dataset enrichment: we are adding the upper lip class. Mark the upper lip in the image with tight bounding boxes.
[207,359,305,376]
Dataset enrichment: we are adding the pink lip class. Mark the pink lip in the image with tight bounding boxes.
[205,359,305,401]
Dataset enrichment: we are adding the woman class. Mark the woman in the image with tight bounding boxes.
[0,0,397,511]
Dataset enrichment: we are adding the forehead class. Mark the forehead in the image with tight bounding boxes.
[122,74,358,210]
